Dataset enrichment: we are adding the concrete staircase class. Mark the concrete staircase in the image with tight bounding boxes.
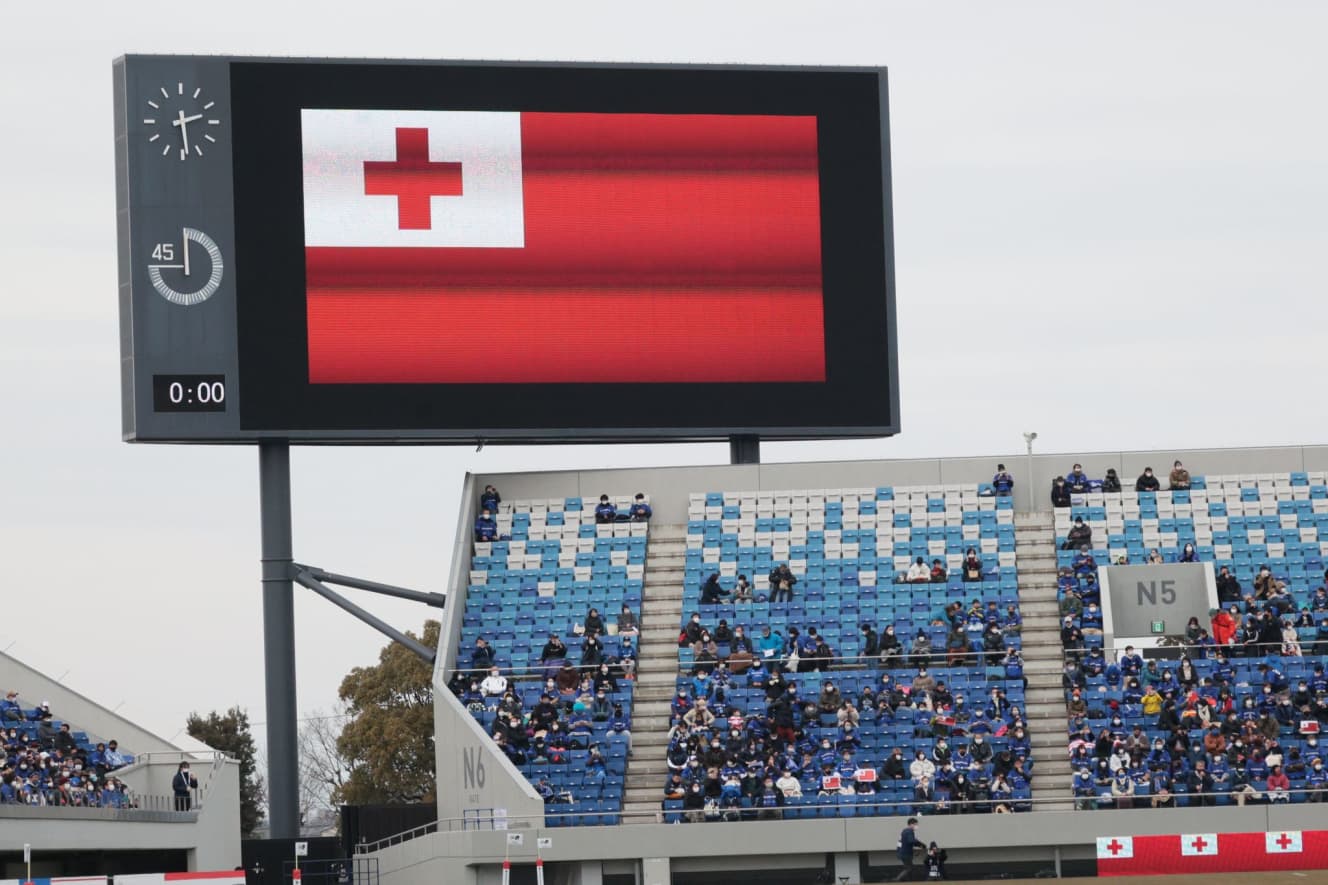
[622,523,686,823]
[1014,510,1073,811]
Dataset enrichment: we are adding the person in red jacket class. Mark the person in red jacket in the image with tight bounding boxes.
[1211,607,1238,647]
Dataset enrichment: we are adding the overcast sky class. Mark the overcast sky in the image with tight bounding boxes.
[2,1,1326,750]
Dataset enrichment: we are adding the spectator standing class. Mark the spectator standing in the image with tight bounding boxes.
[479,484,501,512]
[769,563,797,603]
[172,761,198,812]
[992,465,1014,496]
[1169,460,1191,490]
[1051,477,1071,508]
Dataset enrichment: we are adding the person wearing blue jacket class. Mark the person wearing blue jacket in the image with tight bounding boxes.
[895,817,923,880]
[1065,464,1090,492]
[992,465,1014,496]
[474,509,498,542]
[629,493,652,521]
[594,495,617,523]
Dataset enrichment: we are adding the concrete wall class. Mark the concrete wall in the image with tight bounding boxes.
[467,442,1328,523]
[371,804,1328,885]
[0,754,240,871]
[0,650,183,754]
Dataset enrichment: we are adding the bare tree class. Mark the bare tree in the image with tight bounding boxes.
[299,707,351,825]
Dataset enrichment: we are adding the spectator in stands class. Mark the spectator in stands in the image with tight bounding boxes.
[879,626,903,668]
[1215,565,1241,602]
[479,484,501,512]
[961,548,983,583]
[474,509,498,542]
[732,574,753,603]
[1103,468,1122,493]
[172,761,197,812]
[615,604,639,638]
[1146,548,1165,564]
[1050,476,1071,508]
[1136,467,1160,492]
[594,494,617,523]
[629,493,652,521]
[1169,460,1191,490]
[481,666,508,697]
[908,632,933,669]
[700,573,730,605]
[1211,607,1237,647]
[906,557,930,583]
[769,563,797,603]
[1062,517,1092,550]
[1179,542,1198,563]
[992,465,1014,496]
[1065,464,1089,493]
[0,691,21,723]
[470,637,496,672]
[929,559,947,583]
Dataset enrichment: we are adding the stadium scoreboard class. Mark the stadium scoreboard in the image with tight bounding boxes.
[114,56,898,443]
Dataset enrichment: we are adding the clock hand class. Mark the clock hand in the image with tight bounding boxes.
[180,113,204,124]
[173,110,191,158]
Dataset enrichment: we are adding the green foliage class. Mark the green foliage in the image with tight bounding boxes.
[186,706,265,835]
[335,620,439,805]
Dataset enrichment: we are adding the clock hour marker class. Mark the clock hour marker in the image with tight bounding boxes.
[143,118,156,124]
[207,120,220,125]
[147,100,159,109]
[162,144,171,156]
[160,87,169,98]
[204,134,216,143]
[177,82,183,95]
[150,133,160,142]
[203,101,214,110]
[194,144,203,156]
[192,87,201,99]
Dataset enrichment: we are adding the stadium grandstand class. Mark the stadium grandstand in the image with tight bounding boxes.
[358,444,1328,884]
[0,649,241,874]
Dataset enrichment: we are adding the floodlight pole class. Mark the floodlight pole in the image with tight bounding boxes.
[730,435,760,465]
[259,440,299,840]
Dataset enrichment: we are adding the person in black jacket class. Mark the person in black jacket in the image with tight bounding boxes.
[1103,468,1122,492]
[1051,477,1071,508]
[172,761,198,811]
[1216,566,1242,604]
[860,624,880,664]
[769,564,797,603]
[895,817,923,880]
[700,573,730,605]
[1136,467,1161,491]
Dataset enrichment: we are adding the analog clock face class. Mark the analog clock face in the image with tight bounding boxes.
[143,82,222,160]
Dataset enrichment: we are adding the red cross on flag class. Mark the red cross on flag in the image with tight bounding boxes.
[298,109,826,385]
[1266,831,1303,853]
[1096,836,1132,859]
[1180,833,1218,856]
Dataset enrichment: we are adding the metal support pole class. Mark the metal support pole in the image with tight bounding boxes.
[729,434,760,465]
[295,565,446,608]
[293,570,437,664]
[260,441,299,839]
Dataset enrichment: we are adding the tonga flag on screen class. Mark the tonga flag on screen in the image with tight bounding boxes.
[301,109,826,384]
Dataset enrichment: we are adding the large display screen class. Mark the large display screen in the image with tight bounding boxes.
[115,57,897,442]
[301,111,825,385]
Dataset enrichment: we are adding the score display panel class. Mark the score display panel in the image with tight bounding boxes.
[114,56,898,443]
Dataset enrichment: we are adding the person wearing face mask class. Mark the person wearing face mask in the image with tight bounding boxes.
[172,761,198,811]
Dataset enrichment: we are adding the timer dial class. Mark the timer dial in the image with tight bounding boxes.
[147,227,224,306]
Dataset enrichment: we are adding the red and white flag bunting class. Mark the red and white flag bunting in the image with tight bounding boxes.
[1097,836,1133,859]
[1267,831,1303,854]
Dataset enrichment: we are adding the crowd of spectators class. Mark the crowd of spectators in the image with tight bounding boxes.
[475,486,652,542]
[0,690,134,808]
[661,607,1033,821]
[1051,460,1191,507]
[1055,469,1328,808]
